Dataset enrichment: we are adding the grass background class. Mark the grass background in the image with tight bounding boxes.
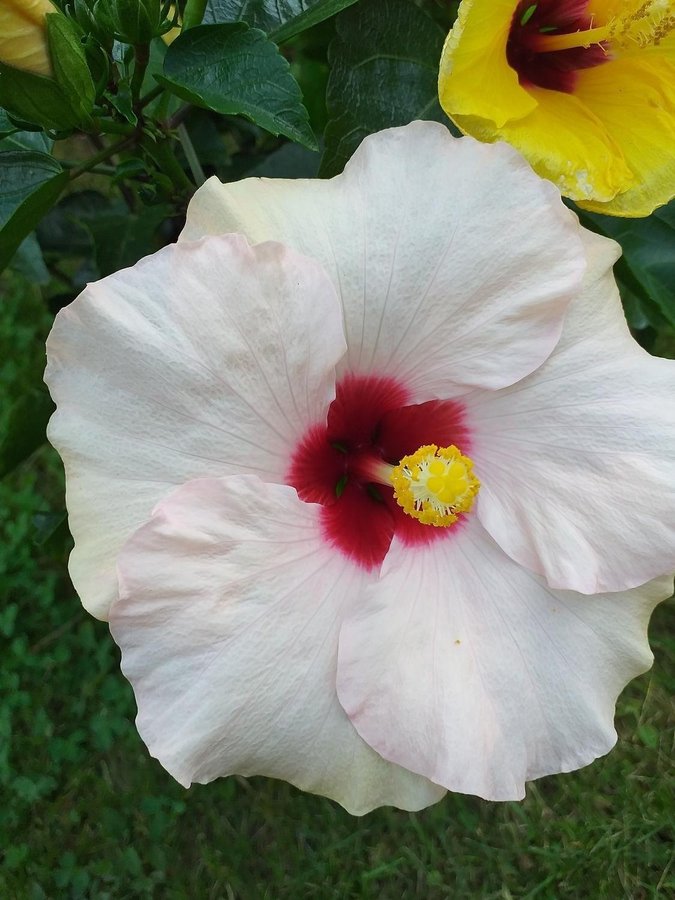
[1,276,674,899]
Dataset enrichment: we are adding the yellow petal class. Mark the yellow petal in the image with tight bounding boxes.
[162,3,181,45]
[0,0,55,76]
[162,25,181,45]
[438,0,536,128]
[575,55,675,215]
[453,85,633,203]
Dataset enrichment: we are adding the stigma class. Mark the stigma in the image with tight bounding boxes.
[390,445,480,527]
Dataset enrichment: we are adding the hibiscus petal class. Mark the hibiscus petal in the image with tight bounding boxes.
[438,0,537,127]
[0,0,53,76]
[181,122,585,398]
[574,56,675,216]
[45,235,346,620]
[450,89,632,205]
[337,517,669,800]
[469,229,675,593]
[110,475,446,815]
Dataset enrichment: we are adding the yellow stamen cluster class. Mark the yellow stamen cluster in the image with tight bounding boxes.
[609,0,675,49]
[390,444,480,527]
[535,0,674,53]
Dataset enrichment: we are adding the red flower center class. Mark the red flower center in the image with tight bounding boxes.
[287,374,471,569]
[507,0,609,93]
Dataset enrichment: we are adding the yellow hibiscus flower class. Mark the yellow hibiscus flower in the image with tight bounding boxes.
[438,0,675,216]
[0,0,55,76]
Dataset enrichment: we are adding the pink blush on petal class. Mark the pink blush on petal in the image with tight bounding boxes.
[288,374,473,568]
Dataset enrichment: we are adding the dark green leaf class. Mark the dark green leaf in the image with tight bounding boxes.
[0,62,82,131]
[579,199,675,329]
[106,82,138,126]
[204,0,359,42]
[0,108,17,138]
[105,0,167,43]
[83,203,171,276]
[37,190,111,255]
[321,0,446,177]
[45,13,96,124]
[12,236,50,284]
[31,510,69,547]
[246,141,320,178]
[291,57,329,132]
[0,151,68,273]
[161,23,317,148]
[0,128,52,154]
[0,388,54,479]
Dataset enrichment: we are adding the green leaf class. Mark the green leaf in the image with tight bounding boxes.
[161,23,317,148]
[204,0,360,43]
[0,151,68,274]
[12,236,50,284]
[0,388,54,479]
[37,190,110,255]
[83,203,171,277]
[45,13,96,125]
[0,128,52,154]
[0,108,17,138]
[0,62,82,131]
[578,200,675,330]
[246,141,320,178]
[321,0,447,177]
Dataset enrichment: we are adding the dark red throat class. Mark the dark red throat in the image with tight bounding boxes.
[287,374,471,570]
[507,0,609,93]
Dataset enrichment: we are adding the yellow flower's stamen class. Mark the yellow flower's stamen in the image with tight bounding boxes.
[390,444,480,528]
[534,24,611,52]
[535,1,675,53]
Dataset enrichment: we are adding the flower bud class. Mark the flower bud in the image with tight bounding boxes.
[0,6,95,131]
[0,0,56,76]
[99,0,170,44]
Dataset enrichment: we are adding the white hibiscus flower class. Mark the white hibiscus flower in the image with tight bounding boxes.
[45,123,675,815]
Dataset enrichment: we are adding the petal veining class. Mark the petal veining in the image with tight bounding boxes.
[45,235,346,619]
[181,122,585,398]
[111,475,446,815]
[337,516,669,800]
[469,228,675,593]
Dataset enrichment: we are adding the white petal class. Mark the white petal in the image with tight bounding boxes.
[468,229,675,593]
[182,122,585,398]
[337,517,669,801]
[110,476,446,815]
[45,236,346,619]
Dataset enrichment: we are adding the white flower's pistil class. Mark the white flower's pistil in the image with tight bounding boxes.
[352,444,480,528]
[390,444,480,527]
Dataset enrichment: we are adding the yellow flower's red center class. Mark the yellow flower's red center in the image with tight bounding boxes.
[507,0,609,92]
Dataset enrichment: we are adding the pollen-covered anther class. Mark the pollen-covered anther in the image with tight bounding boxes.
[532,1,675,54]
[607,0,675,49]
[390,444,480,527]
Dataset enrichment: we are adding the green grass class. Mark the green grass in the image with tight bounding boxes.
[1,277,673,899]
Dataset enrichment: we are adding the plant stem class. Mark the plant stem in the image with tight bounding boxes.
[60,160,149,183]
[167,103,192,130]
[177,123,205,186]
[93,118,135,135]
[143,136,195,194]
[131,43,151,107]
[182,0,207,30]
[59,160,118,176]
[69,136,136,180]
[139,84,164,109]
